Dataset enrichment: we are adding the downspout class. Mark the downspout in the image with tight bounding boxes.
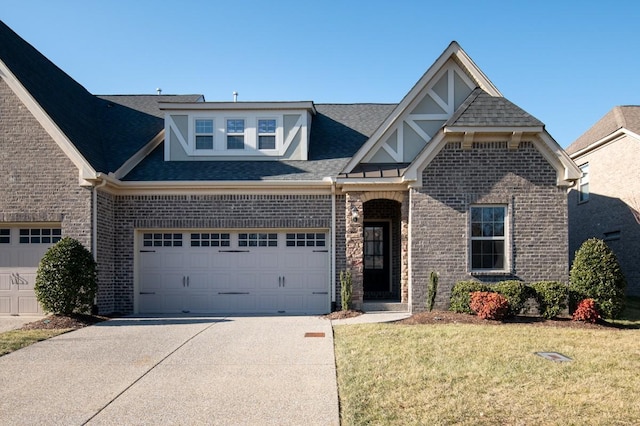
[92,177,107,258]
[92,177,107,312]
[330,178,337,310]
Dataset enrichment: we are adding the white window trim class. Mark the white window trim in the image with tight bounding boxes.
[193,117,215,153]
[578,163,589,203]
[225,118,246,150]
[257,117,280,151]
[468,204,510,274]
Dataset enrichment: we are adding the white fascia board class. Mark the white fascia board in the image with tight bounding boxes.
[0,59,97,183]
[159,101,316,114]
[444,126,544,134]
[337,180,409,193]
[113,130,165,179]
[97,178,333,195]
[569,128,640,159]
[536,132,581,184]
[342,42,500,174]
[403,131,447,186]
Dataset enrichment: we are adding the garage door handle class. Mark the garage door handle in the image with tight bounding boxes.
[313,292,328,295]
[313,250,329,253]
[187,276,189,287]
[219,250,250,253]
[218,292,250,295]
[140,292,156,295]
[140,250,156,253]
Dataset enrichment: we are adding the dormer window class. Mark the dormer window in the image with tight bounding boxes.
[195,119,214,150]
[258,119,276,150]
[226,119,245,150]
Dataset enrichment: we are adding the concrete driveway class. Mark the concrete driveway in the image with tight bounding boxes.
[0,315,339,425]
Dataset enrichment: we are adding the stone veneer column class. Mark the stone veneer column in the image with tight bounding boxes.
[400,192,409,304]
[345,192,364,309]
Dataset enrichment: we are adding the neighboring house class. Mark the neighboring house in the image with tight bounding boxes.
[0,20,580,316]
[566,106,640,295]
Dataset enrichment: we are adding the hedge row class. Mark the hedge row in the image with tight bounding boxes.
[450,280,568,319]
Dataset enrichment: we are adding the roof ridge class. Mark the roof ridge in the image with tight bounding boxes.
[613,106,627,129]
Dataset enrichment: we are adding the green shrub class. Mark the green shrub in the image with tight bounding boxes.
[35,237,97,315]
[470,291,510,320]
[450,281,491,314]
[427,271,438,312]
[340,270,353,311]
[570,238,626,319]
[529,281,568,319]
[493,280,527,317]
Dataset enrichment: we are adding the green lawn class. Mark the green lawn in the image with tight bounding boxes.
[334,305,640,425]
[0,328,70,356]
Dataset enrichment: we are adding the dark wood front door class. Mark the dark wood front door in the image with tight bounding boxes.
[363,222,390,293]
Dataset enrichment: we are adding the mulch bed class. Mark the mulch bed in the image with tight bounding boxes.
[22,311,619,330]
[324,309,618,329]
[20,314,109,330]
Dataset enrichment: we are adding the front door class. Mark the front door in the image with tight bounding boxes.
[363,222,390,293]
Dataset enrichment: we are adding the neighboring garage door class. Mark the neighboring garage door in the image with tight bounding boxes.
[0,227,62,315]
[138,230,330,314]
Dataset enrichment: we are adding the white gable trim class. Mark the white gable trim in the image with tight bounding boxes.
[569,128,640,159]
[0,59,97,184]
[536,132,582,184]
[343,42,502,173]
[114,130,165,180]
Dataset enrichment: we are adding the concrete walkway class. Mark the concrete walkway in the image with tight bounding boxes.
[0,315,339,425]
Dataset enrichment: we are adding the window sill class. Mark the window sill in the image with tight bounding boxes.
[469,270,512,276]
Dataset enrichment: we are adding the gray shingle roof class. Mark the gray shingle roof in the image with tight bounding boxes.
[0,20,204,173]
[122,103,396,181]
[0,20,106,170]
[448,88,544,128]
[566,106,640,155]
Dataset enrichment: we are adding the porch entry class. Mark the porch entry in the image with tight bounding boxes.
[363,221,390,294]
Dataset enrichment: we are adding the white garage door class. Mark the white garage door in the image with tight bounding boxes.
[0,227,61,315]
[137,230,330,314]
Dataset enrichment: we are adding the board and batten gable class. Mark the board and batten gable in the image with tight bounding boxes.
[363,59,475,164]
[161,102,315,161]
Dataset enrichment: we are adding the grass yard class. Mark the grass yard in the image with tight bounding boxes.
[334,322,640,425]
[0,329,70,356]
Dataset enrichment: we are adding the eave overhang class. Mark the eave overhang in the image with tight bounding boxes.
[88,173,333,195]
[159,101,317,115]
[568,128,640,159]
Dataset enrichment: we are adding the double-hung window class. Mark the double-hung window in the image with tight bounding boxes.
[470,206,507,271]
[258,119,276,150]
[226,119,245,150]
[578,163,589,203]
[195,119,214,150]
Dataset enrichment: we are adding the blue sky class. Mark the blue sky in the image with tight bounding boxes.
[3,0,639,147]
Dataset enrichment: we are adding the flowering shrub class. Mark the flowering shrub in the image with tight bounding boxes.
[572,298,600,323]
[469,291,510,320]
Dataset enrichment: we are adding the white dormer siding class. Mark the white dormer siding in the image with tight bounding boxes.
[160,102,315,161]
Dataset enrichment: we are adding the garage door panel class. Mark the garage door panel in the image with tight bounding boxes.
[187,272,212,290]
[18,296,41,314]
[0,297,10,314]
[0,274,10,291]
[306,272,328,291]
[188,252,211,269]
[137,230,329,314]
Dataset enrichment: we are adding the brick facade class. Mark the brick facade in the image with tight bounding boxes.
[411,141,569,312]
[0,79,92,249]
